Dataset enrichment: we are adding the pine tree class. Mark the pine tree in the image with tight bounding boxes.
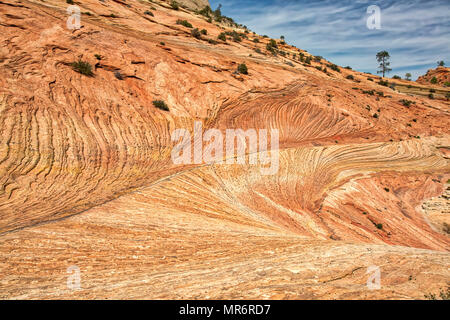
[376,51,392,77]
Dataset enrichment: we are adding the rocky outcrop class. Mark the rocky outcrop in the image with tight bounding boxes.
[417,66,450,87]
[163,0,210,11]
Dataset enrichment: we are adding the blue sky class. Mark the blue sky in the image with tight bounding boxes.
[209,0,449,80]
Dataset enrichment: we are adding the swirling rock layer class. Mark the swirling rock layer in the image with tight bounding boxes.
[0,0,449,299]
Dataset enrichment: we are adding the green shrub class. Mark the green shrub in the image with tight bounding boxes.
[444,82,450,87]
[232,32,242,42]
[378,80,389,87]
[269,39,278,48]
[446,93,450,100]
[217,32,227,42]
[392,75,401,79]
[367,78,374,81]
[176,19,192,28]
[237,63,248,75]
[373,113,379,118]
[305,56,311,65]
[144,10,154,17]
[430,77,438,84]
[94,54,102,60]
[328,64,340,72]
[400,99,413,107]
[376,223,383,230]
[253,38,259,43]
[314,55,323,62]
[345,66,352,70]
[346,75,354,80]
[428,93,434,99]
[153,100,169,111]
[200,29,207,35]
[170,1,179,10]
[191,28,202,39]
[207,39,218,45]
[71,60,93,77]
[198,6,212,18]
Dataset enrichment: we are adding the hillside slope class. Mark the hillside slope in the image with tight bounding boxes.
[0,0,449,299]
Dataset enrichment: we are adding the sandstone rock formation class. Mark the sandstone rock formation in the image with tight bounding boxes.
[417,66,450,87]
[0,0,449,299]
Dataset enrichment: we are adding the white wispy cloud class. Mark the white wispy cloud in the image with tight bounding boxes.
[210,0,450,79]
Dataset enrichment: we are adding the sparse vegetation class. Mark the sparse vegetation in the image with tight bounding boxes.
[144,10,154,17]
[378,79,389,87]
[217,32,227,42]
[266,41,277,55]
[428,93,434,99]
[437,60,445,67]
[232,31,242,42]
[400,99,414,107]
[237,63,248,75]
[328,63,340,72]
[405,73,412,81]
[170,1,179,10]
[71,60,93,77]
[425,286,450,300]
[362,89,375,95]
[94,54,102,60]
[376,223,383,230]
[191,28,202,39]
[176,19,193,28]
[392,75,401,80]
[430,76,438,84]
[198,5,212,18]
[66,0,74,4]
[346,75,354,80]
[153,100,169,111]
[200,29,207,35]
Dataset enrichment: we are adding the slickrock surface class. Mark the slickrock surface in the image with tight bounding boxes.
[0,0,449,299]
